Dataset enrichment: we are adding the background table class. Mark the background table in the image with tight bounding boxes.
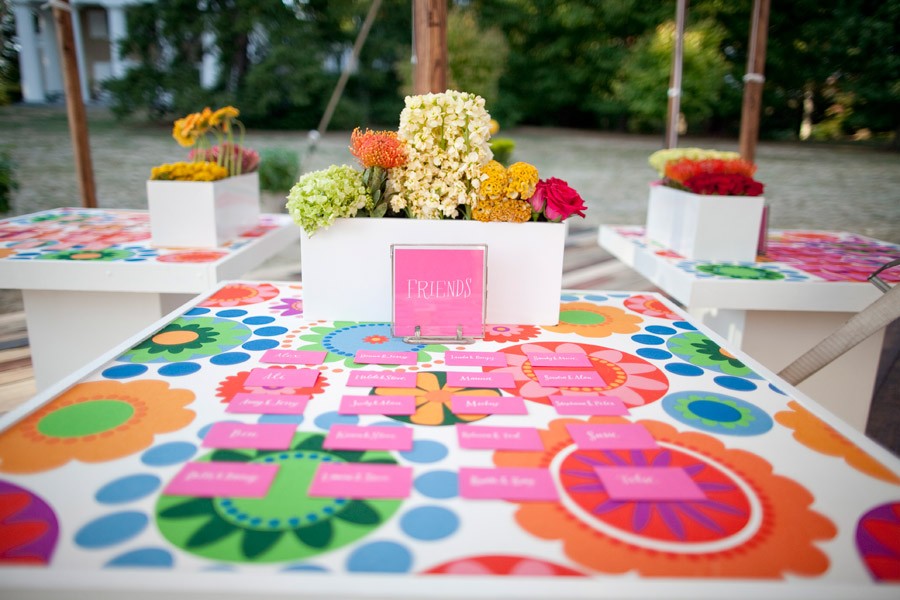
[0,208,300,390]
[0,281,897,598]
[599,225,900,431]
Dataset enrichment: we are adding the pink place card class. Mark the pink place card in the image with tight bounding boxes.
[594,467,706,501]
[550,395,629,416]
[164,462,279,498]
[226,393,310,415]
[354,350,418,365]
[526,352,592,367]
[202,422,297,449]
[308,463,413,499]
[451,395,527,415]
[456,425,544,450]
[459,467,558,501]
[444,351,508,367]
[446,371,515,389]
[566,423,659,450]
[324,425,414,451]
[260,349,327,365]
[244,367,319,388]
[339,395,417,415]
[534,370,605,387]
[346,371,418,388]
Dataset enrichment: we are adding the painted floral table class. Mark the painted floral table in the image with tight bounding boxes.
[599,225,900,431]
[0,208,300,390]
[0,281,897,599]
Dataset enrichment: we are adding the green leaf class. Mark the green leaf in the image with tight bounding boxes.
[210,449,251,462]
[330,449,365,463]
[242,529,285,559]
[372,189,382,203]
[360,457,397,465]
[159,497,215,519]
[293,519,334,548]
[371,202,388,218]
[186,516,239,548]
[294,434,325,451]
[334,500,381,525]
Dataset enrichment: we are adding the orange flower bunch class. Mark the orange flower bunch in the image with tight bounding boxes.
[162,106,252,178]
[665,158,757,186]
[349,128,407,169]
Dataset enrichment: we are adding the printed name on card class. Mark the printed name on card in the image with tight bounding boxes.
[459,467,558,501]
[260,349,327,365]
[593,467,706,501]
[164,462,279,498]
[549,395,629,415]
[456,425,544,450]
[450,395,527,415]
[534,369,606,387]
[323,425,414,451]
[308,463,413,499]
[354,350,418,365]
[346,370,418,388]
[243,367,320,388]
[445,371,515,389]
[444,351,508,367]
[226,393,310,415]
[526,352,592,367]
[565,423,659,450]
[338,395,417,415]
[202,422,297,450]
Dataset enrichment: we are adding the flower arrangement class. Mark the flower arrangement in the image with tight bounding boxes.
[150,106,260,182]
[649,147,764,197]
[287,90,587,235]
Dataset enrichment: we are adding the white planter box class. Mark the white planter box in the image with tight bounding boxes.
[645,184,765,261]
[147,172,260,248]
[301,218,566,325]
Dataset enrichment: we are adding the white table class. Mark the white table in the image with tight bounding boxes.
[599,225,899,431]
[0,208,300,389]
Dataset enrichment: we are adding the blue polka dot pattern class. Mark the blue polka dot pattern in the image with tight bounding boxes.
[257,414,305,426]
[184,307,210,316]
[313,411,359,430]
[158,362,202,377]
[714,375,758,391]
[101,364,148,379]
[673,321,696,330]
[414,470,459,499]
[254,326,289,337]
[400,440,449,464]
[210,352,250,366]
[217,309,247,318]
[665,363,704,377]
[346,541,412,573]
[636,348,673,360]
[141,441,197,466]
[400,506,459,540]
[95,474,161,504]
[646,325,677,335]
[631,334,664,345]
[281,564,329,573]
[242,339,280,351]
[243,316,275,325]
[106,548,174,568]
[75,512,148,548]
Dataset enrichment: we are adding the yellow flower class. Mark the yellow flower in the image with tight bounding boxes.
[479,160,507,199]
[149,161,228,181]
[489,119,500,135]
[506,161,539,200]
[472,196,532,222]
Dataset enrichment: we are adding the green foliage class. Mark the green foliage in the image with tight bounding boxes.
[490,138,516,166]
[258,148,300,192]
[0,0,20,105]
[0,148,18,213]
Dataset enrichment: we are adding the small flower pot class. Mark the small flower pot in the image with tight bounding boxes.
[147,172,260,248]
[300,218,567,325]
[645,184,765,261]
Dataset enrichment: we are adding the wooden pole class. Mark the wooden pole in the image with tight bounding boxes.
[52,0,97,208]
[412,0,447,94]
[738,0,771,163]
[664,0,688,149]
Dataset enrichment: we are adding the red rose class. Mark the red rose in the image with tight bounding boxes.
[529,177,587,222]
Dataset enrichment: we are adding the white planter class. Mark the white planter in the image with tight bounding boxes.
[301,218,567,325]
[147,172,260,248]
[645,184,765,261]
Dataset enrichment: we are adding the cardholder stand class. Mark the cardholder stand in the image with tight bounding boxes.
[403,325,477,345]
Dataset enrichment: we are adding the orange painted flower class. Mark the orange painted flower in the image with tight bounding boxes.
[543,302,643,338]
[349,128,407,169]
[496,416,836,577]
[374,371,499,426]
[0,380,195,474]
[775,400,900,485]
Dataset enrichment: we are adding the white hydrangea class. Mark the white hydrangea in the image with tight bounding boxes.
[388,90,493,219]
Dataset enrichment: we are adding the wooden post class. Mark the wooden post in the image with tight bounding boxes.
[738,0,771,163]
[52,0,97,208]
[412,0,447,94]
[664,0,688,149]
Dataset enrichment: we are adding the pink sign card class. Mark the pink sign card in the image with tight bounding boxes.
[526,352,592,367]
[323,425,414,451]
[534,369,606,387]
[164,462,279,498]
[456,425,544,450]
[346,371,418,388]
[392,245,486,337]
[565,423,660,450]
[354,350,418,365]
[550,395,630,416]
[339,395,417,415]
[202,422,297,450]
[593,467,706,501]
[244,367,319,388]
[226,393,310,415]
[260,349,327,365]
[444,351,508,367]
[308,463,413,499]
[451,395,527,415]
[459,467,558,501]
[446,371,516,389]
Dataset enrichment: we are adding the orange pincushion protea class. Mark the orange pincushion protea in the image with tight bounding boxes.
[349,128,407,169]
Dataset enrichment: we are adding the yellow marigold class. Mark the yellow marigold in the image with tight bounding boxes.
[506,161,539,200]
[472,197,532,223]
[479,160,508,200]
[150,161,228,181]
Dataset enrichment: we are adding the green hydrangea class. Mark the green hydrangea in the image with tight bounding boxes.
[285,165,373,235]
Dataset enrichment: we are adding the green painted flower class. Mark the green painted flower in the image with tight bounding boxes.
[667,331,757,377]
[296,321,445,368]
[119,316,251,363]
[695,264,786,280]
[36,248,134,261]
[673,395,753,428]
[156,432,402,563]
